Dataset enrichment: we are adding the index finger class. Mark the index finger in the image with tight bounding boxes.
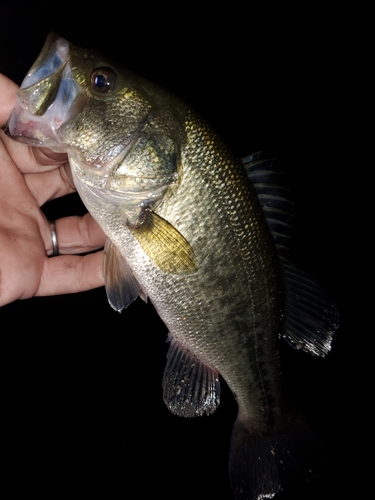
[1,130,68,174]
[0,131,75,206]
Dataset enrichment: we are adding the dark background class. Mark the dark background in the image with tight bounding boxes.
[1,2,371,499]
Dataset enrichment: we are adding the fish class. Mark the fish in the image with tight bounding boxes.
[6,33,339,499]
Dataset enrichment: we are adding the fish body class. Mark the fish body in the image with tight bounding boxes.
[6,33,339,499]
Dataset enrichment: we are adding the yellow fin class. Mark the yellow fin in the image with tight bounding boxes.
[129,209,196,274]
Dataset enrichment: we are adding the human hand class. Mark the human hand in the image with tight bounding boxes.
[0,74,105,307]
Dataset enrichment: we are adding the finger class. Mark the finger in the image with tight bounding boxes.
[0,131,76,206]
[37,251,105,297]
[0,74,18,127]
[0,132,73,210]
[0,130,68,174]
[24,163,76,206]
[0,132,32,202]
[43,214,106,255]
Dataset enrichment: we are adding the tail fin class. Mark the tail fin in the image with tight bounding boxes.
[229,416,330,499]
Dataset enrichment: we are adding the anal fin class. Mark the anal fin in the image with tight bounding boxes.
[162,335,221,417]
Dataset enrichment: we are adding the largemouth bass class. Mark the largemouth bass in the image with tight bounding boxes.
[6,33,339,499]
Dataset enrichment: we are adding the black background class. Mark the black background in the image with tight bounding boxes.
[1,2,372,499]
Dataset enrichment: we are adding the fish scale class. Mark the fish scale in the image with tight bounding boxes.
[6,33,339,500]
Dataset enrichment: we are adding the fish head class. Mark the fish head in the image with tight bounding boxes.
[7,33,184,209]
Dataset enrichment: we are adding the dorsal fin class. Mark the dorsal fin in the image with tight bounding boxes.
[162,335,221,417]
[242,152,293,254]
[242,153,339,356]
[281,257,339,356]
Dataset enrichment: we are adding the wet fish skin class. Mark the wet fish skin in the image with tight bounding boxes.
[6,33,339,499]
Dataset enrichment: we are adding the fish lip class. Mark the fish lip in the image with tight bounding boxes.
[19,32,70,91]
[5,107,69,151]
[6,39,83,149]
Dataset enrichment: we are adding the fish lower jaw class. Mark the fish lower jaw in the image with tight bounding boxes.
[71,168,161,209]
[87,183,168,207]
[71,162,170,207]
[7,107,63,149]
[108,181,170,203]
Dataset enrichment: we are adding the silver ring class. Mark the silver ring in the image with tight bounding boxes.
[49,220,59,256]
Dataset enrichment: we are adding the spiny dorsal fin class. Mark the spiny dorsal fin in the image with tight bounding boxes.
[129,208,196,274]
[103,239,147,312]
[242,152,293,254]
[162,335,221,417]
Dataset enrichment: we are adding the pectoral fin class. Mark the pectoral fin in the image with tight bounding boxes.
[162,335,221,417]
[129,208,196,274]
[103,239,147,312]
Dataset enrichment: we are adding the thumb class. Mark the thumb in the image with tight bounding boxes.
[0,74,18,127]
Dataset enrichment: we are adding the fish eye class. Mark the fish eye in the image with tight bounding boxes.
[90,67,117,93]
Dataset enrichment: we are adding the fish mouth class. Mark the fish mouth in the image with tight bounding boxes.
[6,33,83,151]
